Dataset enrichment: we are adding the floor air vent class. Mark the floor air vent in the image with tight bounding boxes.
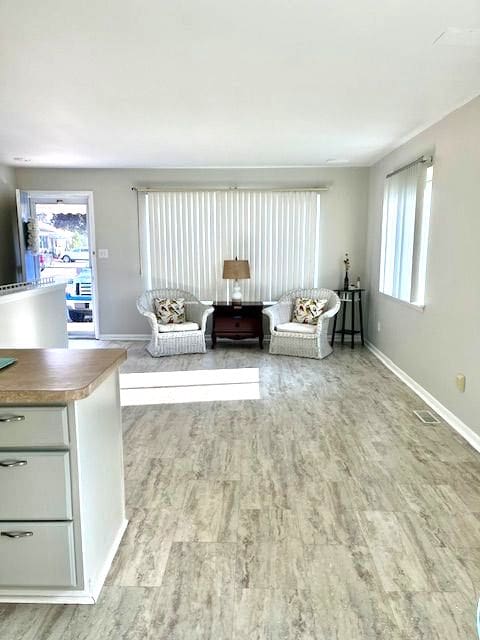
[413,409,441,424]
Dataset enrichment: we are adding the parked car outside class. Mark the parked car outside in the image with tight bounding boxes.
[61,248,89,262]
[66,268,92,322]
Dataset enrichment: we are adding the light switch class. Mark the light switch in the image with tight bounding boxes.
[98,249,109,259]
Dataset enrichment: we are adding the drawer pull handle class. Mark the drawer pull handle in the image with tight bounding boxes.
[1,531,34,539]
[0,415,25,423]
[0,459,27,468]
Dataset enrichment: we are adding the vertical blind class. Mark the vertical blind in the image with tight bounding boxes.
[139,190,321,301]
[379,160,432,304]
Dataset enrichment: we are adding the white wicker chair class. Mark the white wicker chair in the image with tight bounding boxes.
[263,288,341,359]
[137,289,213,357]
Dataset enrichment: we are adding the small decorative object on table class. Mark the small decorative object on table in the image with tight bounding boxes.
[343,252,350,290]
[223,258,250,303]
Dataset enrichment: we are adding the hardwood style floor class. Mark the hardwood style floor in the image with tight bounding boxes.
[1,341,479,639]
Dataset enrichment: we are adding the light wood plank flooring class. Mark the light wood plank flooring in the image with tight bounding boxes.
[1,342,479,639]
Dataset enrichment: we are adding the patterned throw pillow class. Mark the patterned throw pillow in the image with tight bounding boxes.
[292,297,328,325]
[153,298,185,324]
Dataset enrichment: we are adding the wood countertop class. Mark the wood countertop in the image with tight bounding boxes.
[0,348,127,405]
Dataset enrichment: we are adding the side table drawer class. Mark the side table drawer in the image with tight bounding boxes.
[0,521,76,588]
[215,317,258,333]
[0,451,72,520]
[0,407,68,449]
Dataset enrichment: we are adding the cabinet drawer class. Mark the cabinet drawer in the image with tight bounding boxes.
[215,317,258,333]
[0,522,76,588]
[0,407,68,449]
[0,451,72,520]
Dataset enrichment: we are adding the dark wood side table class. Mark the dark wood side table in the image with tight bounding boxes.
[330,289,365,349]
[212,302,264,349]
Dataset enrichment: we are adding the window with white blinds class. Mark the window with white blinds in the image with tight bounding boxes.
[379,160,433,306]
[139,190,321,301]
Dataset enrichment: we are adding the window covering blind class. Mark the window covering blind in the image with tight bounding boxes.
[379,160,432,304]
[139,190,321,301]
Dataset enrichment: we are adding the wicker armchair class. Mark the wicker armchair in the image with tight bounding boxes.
[137,289,213,357]
[263,288,340,359]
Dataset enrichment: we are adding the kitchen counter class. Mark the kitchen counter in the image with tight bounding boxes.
[0,348,127,404]
[0,347,127,604]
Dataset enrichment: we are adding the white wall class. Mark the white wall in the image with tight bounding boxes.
[365,95,480,435]
[0,284,68,348]
[0,164,17,285]
[15,167,369,336]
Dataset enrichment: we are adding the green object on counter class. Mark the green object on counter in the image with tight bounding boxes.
[0,357,16,371]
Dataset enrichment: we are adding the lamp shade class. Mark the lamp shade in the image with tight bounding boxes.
[222,259,250,280]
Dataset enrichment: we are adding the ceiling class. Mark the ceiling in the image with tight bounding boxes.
[0,0,479,168]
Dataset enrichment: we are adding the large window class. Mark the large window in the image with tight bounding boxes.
[139,190,321,301]
[379,158,433,306]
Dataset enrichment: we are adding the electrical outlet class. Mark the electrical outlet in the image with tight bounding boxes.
[98,249,109,259]
[377,321,381,332]
[456,374,466,393]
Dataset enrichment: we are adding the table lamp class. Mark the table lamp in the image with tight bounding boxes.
[223,258,250,303]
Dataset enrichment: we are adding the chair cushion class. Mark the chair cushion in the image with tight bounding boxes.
[292,297,328,325]
[276,322,317,334]
[154,298,185,324]
[158,321,199,333]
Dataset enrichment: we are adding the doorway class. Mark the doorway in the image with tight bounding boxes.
[17,191,99,338]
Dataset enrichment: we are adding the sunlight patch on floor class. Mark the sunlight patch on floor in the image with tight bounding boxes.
[120,367,261,405]
[120,367,259,389]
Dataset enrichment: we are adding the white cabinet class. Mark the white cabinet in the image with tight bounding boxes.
[0,407,69,448]
[0,451,72,520]
[0,522,76,588]
[0,370,127,604]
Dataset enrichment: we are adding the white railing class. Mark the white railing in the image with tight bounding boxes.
[0,277,57,296]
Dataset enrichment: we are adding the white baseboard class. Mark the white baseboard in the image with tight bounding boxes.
[99,334,272,345]
[366,340,480,453]
[98,334,149,341]
[98,333,355,344]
